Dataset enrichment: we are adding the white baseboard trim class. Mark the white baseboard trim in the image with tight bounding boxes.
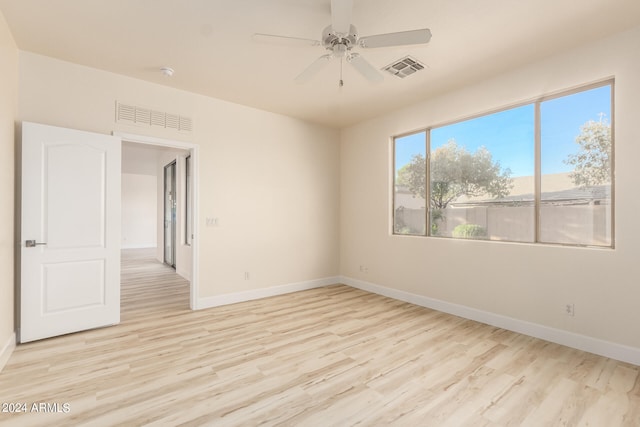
[196,276,341,310]
[341,276,640,366]
[0,332,16,373]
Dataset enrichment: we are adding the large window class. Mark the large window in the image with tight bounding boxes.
[393,81,613,247]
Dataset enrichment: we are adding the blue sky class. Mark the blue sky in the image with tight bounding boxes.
[396,85,611,177]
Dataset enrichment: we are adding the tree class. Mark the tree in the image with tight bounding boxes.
[397,140,513,209]
[565,118,611,187]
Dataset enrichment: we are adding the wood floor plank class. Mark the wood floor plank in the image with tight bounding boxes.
[1,248,639,426]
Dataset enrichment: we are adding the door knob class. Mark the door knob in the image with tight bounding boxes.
[25,240,47,247]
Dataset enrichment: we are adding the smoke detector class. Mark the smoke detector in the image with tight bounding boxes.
[160,67,174,77]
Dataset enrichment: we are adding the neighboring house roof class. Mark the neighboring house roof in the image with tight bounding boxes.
[395,173,611,209]
[454,173,611,207]
[453,184,611,207]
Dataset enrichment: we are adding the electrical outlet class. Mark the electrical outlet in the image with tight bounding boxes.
[359,265,369,273]
[565,303,575,317]
[244,272,250,280]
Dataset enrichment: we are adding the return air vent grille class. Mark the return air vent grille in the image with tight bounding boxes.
[382,56,426,79]
[151,110,165,127]
[116,102,193,133]
[135,108,151,124]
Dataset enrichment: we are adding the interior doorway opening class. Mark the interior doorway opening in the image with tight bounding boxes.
[117,132,199,310]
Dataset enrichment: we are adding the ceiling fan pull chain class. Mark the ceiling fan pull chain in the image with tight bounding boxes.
[339,57,344,87]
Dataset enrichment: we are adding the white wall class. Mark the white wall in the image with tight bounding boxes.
[122,173,157,249]
[340,26,640,355]
[122,142,160,175]
[121,143,160,249]
[17,51,340,301]
[0,10,17,371]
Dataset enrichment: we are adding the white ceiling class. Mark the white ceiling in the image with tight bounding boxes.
[1,0,639,129]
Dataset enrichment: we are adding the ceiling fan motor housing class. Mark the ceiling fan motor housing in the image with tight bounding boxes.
[322,24,358,54]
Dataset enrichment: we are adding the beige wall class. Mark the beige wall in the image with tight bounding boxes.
[122,173,157,249]
[340,25,640,349]
[17,51,340,299]
[122,144,160,249]
[0,10,17,369]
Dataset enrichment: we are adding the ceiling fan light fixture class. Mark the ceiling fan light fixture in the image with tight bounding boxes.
[333,43,348,57]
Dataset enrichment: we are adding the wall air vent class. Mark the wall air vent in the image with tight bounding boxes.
[382,56,426,79]
[116,102,193,133]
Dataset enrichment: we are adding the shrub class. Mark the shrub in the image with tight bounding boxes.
[452,224,487,239]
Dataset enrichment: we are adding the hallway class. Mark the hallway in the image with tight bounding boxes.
[121,248,190,321]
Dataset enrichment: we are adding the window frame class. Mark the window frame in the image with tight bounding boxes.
[392,79,615,248]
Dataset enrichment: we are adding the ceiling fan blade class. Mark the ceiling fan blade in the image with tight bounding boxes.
[359,28,432,48]
[331,0,353,35]
[252,33,320,47]
[347,53,384,83]
[295,54,333,83]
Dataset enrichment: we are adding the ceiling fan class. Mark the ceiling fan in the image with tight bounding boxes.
[253,0,432,86]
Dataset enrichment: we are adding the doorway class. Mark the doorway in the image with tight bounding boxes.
[117,132,199,310]
[164,160,177,268]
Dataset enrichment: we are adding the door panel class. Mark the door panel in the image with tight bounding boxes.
[20,122,121,343]
[45,144,107,248]
[43,260,105,313]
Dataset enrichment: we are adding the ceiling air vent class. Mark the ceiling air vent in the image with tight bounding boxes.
[116,101,193,133]
[382,56,426,79]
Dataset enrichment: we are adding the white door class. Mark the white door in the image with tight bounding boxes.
[20,122,121,343]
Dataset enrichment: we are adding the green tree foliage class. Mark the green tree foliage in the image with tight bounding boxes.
[565,118,611,187]
[397,140,513,209]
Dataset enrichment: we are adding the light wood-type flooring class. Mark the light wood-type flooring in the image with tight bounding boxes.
[1,249,639,426]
